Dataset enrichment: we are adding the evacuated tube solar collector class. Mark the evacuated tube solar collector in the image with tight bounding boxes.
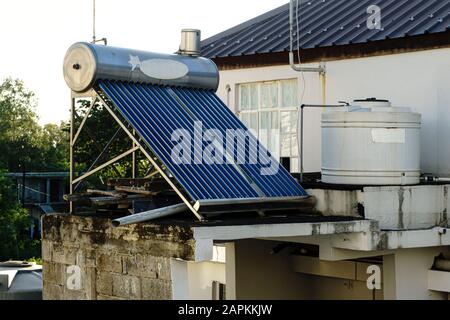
[64,31,309,221]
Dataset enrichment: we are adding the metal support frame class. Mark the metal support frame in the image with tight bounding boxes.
[74,127,122,192]
[72,98,97,147]
[96,94,205,221]
[132,129,137,179]
[69,90,205,221]
[72,146,139,184]
[70,97,75,213]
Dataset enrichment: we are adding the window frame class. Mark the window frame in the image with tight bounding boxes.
[236,79,300,171]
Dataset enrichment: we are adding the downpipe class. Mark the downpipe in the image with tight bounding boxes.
[289,0,325,74]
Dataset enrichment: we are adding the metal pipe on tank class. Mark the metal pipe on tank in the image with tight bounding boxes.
[179,29,201,56]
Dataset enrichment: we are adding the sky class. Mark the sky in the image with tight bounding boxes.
[0,0,288,125]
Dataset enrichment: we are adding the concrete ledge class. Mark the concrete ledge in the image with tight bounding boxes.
[332,227,450,251]
[428,270,450,293]
[193,219,378,261]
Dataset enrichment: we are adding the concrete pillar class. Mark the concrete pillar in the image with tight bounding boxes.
[383,247,447,300]
[170,259,226,300]
[225,243,236,300]
[170,260,189,300]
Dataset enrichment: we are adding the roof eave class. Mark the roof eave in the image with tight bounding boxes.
[210,32,450,70]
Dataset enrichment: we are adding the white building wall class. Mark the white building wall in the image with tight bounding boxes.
[171,246,226,300]
[383,248,447,300]
[215,47,450,176]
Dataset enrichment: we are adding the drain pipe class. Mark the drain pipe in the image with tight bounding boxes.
[289,0,325,74]
[225,84,232,107]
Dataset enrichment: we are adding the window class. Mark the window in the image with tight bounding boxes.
[238,79,300,172]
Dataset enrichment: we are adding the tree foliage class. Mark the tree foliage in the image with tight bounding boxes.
[0,171,39,261]
[0,78,69,172]
[0,78,148,260]
[0,78,69,261]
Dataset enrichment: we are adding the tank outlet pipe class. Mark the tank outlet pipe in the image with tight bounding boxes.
[298,104,347,183]
[112,203,188,227]
[289,0,325,74]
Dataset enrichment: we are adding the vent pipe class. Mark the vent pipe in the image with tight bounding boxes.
[179,29,201,56]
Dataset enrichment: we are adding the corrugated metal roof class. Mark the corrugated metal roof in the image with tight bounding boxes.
[98,80,307,201]
[201,0,450,58]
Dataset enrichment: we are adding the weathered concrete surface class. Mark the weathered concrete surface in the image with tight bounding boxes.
[364,185,450,230]
[42,214,195,300]
[308,185,450,230]
[307,189,364,218]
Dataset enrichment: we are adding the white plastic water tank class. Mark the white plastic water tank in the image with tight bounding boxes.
[321,98,422,185]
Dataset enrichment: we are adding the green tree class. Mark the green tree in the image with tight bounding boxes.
[38,122,70,171]
[0,78,40,171]
[0,78,68,261]
[0,78,69,172]
[0,172,39,261]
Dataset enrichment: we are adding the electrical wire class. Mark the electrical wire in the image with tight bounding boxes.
[17,184,51,197]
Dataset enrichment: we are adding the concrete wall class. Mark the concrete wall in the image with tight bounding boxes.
[42,214,195,300]
[216,48,450,176]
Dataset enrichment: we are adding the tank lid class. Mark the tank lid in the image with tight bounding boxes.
[352,98,392,109]
[354,98,390,103]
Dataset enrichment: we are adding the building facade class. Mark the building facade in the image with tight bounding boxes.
[203,0,450,176]
[6,172,68,238]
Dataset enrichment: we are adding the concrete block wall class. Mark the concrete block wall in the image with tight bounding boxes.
[42,214,195,300]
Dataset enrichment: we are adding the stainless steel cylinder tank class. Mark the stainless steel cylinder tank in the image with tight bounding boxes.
[322,99,422,185]
[63,42,219,93]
